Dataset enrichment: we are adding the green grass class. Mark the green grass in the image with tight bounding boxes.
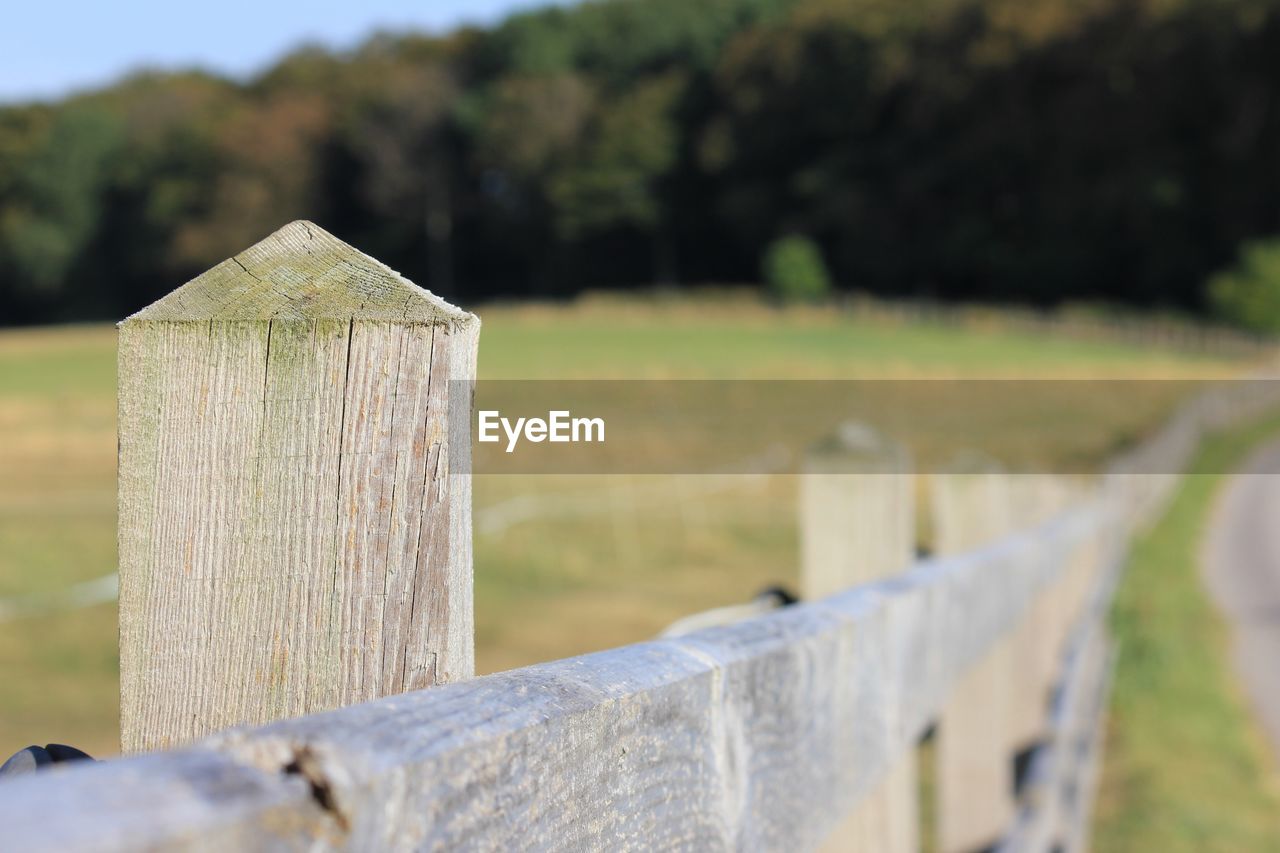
[0,300,1255,755]
[477,299,1236,379]
[1095,414,1280,851]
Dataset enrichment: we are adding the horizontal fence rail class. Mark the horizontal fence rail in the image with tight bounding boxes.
[0,222,1276,852]
[1,506,1111,851]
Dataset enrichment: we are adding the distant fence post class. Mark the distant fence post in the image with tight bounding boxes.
[929,460,1019,853]
[117,221,480,753]
[1006,475,1079,753]
[801,423,917,853]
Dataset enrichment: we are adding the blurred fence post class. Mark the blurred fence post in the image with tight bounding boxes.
[930,459,1019,853]
[1006,475,1080,753]
[117,221,480,753]
[801,423,918,853]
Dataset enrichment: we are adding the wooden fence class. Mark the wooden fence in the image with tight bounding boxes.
[1,222,1276,852]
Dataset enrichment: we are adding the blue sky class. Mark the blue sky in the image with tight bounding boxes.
[0,0,569,104]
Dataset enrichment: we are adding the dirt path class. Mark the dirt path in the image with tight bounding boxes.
[1203,439,1280,762]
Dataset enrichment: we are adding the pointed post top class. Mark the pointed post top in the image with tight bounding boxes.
[124,221,477,327]
[117,220,480,752]
[804,421,910,474]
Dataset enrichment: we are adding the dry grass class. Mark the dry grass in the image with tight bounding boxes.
[0,300,1257,755]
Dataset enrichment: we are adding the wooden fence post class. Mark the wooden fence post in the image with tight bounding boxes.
[801,423,918,853]
[930,460,1019,853]
[1006,475,1080,752]
[118,221,480,753]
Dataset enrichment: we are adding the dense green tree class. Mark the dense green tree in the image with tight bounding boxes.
[341,59,460,296]
[1208,238,1280,333]
[763,234,831,302]
[549,73,682,235]
[0,104,123,319]
[5,0,1280,324]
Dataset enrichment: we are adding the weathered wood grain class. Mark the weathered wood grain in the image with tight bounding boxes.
[118,221,480,753]
[0,747,327,851]
[800,423,919,853]
[1,505,1108,852]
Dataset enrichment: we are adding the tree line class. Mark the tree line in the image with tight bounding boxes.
[3,0,1280,325]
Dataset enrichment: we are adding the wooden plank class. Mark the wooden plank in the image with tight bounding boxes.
[0,511,1106,852]
[222,640,733,851]
[800,423,919,853]
[0,748,326,851]
[118,221,480,753]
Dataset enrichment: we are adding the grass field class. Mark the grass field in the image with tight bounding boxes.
[1094,413,1280,851]
[0,298,1254,755]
